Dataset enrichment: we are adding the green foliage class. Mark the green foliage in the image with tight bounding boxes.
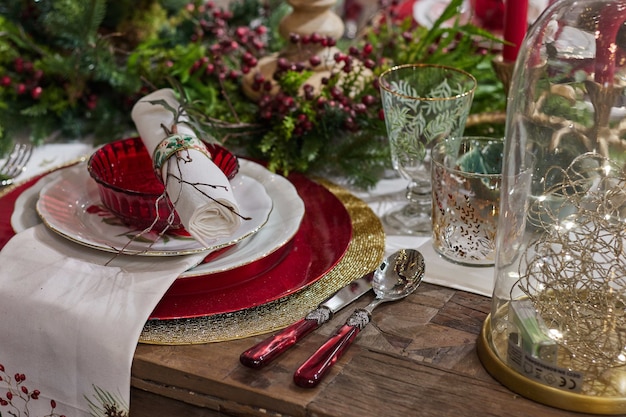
[0,0,506,187]
[540,88,594,128]
[0,0,142,143]
[369,0,505,115]
[41,0,107,47]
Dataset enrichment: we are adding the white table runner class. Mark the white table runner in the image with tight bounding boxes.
[0,222,205,416]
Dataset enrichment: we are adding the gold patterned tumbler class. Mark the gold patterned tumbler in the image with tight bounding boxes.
[431,136,503,266]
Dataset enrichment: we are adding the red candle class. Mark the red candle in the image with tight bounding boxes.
[470,0,505,31]
[502,0,529,62]
[595,4,625,86]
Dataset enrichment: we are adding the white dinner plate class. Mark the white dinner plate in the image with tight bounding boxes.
[15,160,305,275]
[11,173,58,232]
[35,163,273,256]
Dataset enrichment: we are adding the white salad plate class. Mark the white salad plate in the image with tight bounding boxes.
[35,163,273,256]
[14,159,305,276]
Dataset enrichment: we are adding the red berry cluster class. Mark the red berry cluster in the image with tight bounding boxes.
[0,363,66,417]
[253,32,382,134]
[1,58,44,100]
[247,31,356,94]
[377,0,404,21]
[186,2,268,83]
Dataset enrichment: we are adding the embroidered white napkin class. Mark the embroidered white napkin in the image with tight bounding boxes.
[131,88,241,246]
[0,222,206,416]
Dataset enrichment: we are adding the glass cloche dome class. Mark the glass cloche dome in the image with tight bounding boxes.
[477,1,626,414]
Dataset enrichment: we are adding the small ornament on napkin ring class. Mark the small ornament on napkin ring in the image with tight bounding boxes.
[152,133,211,180]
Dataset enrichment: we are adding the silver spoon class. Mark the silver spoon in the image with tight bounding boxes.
[293,248,425,388]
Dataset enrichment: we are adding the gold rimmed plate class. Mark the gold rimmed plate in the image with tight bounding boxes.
[35,164,273,256]
[11,160,305,277]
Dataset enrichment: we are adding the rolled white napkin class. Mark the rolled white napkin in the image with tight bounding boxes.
[131,88,241,246]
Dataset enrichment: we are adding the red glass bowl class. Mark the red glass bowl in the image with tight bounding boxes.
[87,136,239,231]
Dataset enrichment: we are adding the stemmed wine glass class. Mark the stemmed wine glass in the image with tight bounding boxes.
[379,64,476,235]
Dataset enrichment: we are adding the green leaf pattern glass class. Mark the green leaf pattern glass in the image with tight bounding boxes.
[379,64,476,235]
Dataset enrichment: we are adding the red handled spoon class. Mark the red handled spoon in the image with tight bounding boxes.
[293,248,425,388]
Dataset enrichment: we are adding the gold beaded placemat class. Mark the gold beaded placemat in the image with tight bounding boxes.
[139,179,386,345]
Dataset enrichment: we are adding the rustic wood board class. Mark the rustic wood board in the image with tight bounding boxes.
[131,283,600,416]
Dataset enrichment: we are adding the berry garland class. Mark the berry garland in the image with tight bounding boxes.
[0,0,505,188]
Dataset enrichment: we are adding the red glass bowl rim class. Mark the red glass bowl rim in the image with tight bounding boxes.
[87,137,236,197]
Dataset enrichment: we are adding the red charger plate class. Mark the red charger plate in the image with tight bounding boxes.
[0,166,353,320]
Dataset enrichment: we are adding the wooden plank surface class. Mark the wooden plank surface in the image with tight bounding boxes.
[131,283,597,416]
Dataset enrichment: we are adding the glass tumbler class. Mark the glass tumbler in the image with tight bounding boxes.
[431,136,503,266]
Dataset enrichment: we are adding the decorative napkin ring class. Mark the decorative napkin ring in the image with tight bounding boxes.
[152,134,211,179]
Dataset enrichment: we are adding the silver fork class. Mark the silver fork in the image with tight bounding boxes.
[0,143,33,186]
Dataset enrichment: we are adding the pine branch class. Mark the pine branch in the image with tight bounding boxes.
[83,0,107,43]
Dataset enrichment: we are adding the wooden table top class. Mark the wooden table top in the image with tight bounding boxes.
[130,282,597,417]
